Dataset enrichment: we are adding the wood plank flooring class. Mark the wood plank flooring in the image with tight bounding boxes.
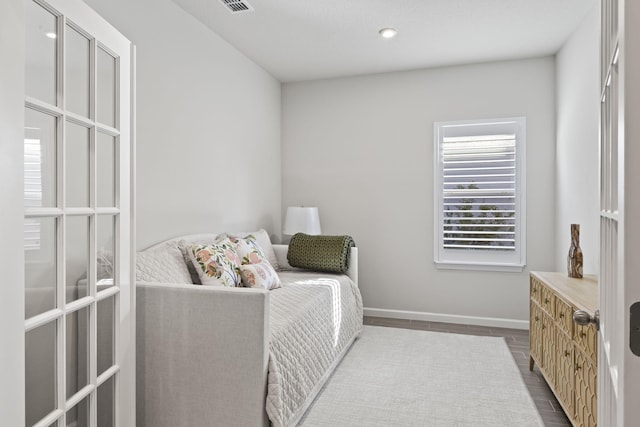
[363,316,572,427]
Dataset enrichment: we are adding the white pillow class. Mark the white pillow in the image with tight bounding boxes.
[186,238,242,287]
[226,229,280,271]
[238,261,281,290]
[136,246,192,283]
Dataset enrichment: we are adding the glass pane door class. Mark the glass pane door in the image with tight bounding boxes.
[24,0,132,425]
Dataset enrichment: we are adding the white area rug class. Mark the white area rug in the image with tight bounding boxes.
[299,325,543,426]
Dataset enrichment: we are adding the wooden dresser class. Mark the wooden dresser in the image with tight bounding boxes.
[529,271,598,427]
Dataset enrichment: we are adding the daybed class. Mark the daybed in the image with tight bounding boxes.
[135,231,363,427]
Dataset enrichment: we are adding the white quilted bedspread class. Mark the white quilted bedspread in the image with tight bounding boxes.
[266,271,363,427]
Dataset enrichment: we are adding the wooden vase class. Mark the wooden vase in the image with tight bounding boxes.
[567,224,583,278]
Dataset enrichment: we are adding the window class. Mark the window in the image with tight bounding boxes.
[434,117,526,271]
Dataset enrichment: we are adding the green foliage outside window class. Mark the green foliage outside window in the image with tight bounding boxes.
[444,184,515,250]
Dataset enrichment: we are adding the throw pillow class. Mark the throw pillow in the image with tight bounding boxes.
[227,234,269,265]
[238,261,281,290]
[226,229,281,271]
[187,239,242,287]
[136,245,193,284]
[177,237,220,284]
[287,233,355,274]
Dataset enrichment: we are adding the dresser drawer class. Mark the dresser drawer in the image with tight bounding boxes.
[574,323,597,362]
[575,350,597,427]
[555,297,574,336]
[541,314,556,384]
[540,285,555,315]
[531,276,543,304]
[555,331,575,417]
[529,302,544,364]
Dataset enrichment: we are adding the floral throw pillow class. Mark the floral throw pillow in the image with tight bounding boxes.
[224,229,281,271]
[238,261,281,290]
[227,234,269,265]
[178,237,220,284]
[187,238,242,287]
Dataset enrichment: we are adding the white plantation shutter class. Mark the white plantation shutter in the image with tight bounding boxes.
[442,134,516,250]
[434,118,526,271]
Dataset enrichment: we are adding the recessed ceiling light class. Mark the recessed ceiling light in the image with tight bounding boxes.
[379,28,397,39]
[45,32,57,39]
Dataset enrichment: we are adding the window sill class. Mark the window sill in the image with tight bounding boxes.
[434,261,525,273]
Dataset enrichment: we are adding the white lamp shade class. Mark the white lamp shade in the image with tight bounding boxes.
[283,207,322,235]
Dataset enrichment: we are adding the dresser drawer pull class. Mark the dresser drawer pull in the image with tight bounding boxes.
[565,350,571,357]
[535,316,539,321]
[545,298,550,304]
[576,364,582,371]
[559,312,565,318]
[580,331,587,338]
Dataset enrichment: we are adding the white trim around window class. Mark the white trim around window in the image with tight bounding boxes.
[433,117,526,272]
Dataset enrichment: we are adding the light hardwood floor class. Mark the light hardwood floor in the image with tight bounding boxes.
[363,316,572,427]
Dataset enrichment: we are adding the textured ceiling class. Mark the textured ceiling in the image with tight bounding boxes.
[172,0,597,82]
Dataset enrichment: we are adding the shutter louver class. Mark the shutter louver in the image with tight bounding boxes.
[442,134,516,251]
[24,138,42,250]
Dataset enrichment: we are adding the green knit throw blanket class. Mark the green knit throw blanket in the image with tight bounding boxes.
[287,233,356,274]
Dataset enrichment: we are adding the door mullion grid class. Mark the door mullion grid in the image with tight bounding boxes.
[611,55,619,215]
[89,207,98,427]
[66,111,94,128]
[115,133,121,210]
[114,244,121,426]
[57,12,68,427]
[599,1,623,413]
[25,98,64,117]
[114,50,121,131]
[25,2,131,426]
[66,383,94,413]
[129,44,137,427]
[112,50,123,426]
[89,31,99,427]
[97,365,120,387]
[23,1,65,419]
[96,52,123,415]
[96,39,123,427]
[603,94,610,207]
[97,123,120,137]
[32,409,63,427]
[24,308,63,333]
[95,207,120,215]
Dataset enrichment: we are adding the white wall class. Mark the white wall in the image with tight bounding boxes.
[555,4,600,275]
[283,57,557,325]
[85,0,282,249]
[0,0,25,424]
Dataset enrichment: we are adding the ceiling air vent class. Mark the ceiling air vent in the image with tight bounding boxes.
[219,0,254,13]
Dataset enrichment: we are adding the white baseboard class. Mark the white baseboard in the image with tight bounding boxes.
[364,307,529,330]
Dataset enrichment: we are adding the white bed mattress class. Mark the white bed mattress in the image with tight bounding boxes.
[266,271,363,427]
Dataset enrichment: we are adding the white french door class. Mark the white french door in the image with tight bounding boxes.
[23,0,134,426]
[598,0,640,425]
